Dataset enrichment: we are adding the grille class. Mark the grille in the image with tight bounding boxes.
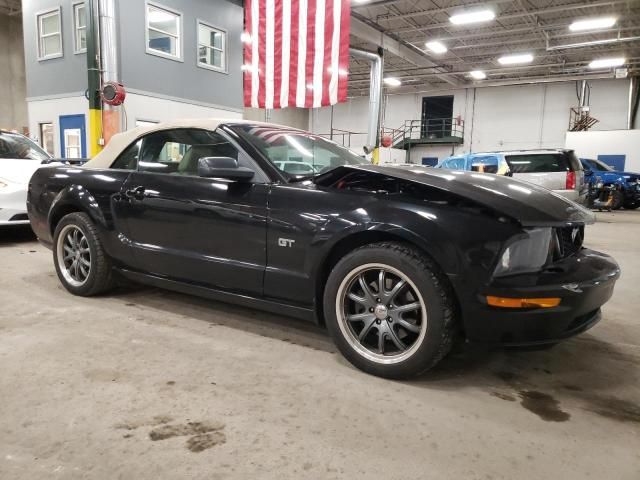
[555,226,584,258]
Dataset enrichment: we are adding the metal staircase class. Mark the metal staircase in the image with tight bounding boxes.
[382,118,464,150]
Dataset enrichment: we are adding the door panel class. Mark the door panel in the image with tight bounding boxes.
[59,114,86,158]
[120,172,268,295]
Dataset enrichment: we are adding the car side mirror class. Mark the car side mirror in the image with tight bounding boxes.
[197,157,254,181]
[584,168,593,176]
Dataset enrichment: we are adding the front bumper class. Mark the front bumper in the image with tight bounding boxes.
[462,248,620,345]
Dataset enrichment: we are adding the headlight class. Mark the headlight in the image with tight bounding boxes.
[595,181,604,189]
[494,228,552,277]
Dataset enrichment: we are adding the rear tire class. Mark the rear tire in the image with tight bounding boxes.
[624,201,640,210]
[53,212,115,296]
[611,190,624,210]
[323,242,457,379]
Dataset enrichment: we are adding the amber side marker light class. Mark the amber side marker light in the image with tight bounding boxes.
[486,296,561,309]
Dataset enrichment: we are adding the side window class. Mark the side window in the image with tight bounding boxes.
[111,139,141,170]
[137,128,238,176]
[470,155,499,174]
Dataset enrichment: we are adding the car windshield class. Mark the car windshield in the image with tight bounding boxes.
[230,124,368,179]
[587,159,614,172]
[0,131,51,161]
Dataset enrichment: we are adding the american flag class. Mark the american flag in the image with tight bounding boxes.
[243,0,350,109]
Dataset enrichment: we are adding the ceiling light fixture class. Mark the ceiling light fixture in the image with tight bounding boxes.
[384,77,402,87]
[498,53,534,65]
[426,41,447,54]
[469,70,486,80]
[569,17,616,32]
[449,9,495,25]
[589,57,626,69]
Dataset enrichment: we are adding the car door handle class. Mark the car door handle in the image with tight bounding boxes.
[124,186,146,200]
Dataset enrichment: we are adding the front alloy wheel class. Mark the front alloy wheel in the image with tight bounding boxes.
[336,264,427,364]
[324,242,456,379]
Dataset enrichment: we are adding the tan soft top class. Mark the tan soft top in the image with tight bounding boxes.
[84,118,280,169]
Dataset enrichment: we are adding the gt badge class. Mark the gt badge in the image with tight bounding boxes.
[278,238,295,247]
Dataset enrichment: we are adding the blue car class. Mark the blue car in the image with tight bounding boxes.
[581,158,640,210]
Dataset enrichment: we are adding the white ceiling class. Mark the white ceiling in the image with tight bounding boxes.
[349,0,640,95]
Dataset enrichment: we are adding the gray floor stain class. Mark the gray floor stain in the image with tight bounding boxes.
[583,396,640,424]
[490,391,517,402]
[114,415,173,430]
[185,432,227,452]
[518,390,570,422]
[148,420,225,441]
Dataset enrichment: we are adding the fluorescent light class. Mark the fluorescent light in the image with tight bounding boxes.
[384,77,402,87]
[569,17,616,31]
[449,9,495,25]
[469,70,486,80]
[498,53,534,65]
[240,32,252,44]
[589,57,625,69]
[426,41,447,54]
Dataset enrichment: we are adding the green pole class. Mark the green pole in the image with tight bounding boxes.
[86,0,102,157]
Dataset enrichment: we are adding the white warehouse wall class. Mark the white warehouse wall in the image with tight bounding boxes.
[124,91,243,127]
[566,130,640,171]
[310,78,633,163]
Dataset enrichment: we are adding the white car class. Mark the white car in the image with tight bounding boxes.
[0,130,53,225]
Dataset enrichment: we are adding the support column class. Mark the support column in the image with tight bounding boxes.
[86,0,102,157]
[99,0,120,145]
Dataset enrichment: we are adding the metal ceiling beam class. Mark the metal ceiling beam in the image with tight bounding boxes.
[374,0,515,22]
[350,12,460,86]
[348,73,625,97]
[348,58,640,84]
[387,0,630,34]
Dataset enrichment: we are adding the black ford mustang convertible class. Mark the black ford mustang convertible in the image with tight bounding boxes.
[27,120,620,378]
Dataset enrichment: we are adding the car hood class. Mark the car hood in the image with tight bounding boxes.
[334,164,595,227]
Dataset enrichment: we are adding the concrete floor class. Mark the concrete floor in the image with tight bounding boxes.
[1,212,638,480]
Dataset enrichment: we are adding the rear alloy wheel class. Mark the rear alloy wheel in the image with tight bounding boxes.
[53,212,115,296]
[324,243,456,379]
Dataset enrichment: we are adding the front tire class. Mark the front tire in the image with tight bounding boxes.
[611,190,624,210]
[53,212,115,296]
[624,201,640,210]
[324,242,457,379]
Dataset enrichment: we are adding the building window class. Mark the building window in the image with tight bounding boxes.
[37,7,63,60]
[64,128,82,158]
[197,22,226,72]
[145,2,182,61]
[73,2,87,53]
[39,123,55,155]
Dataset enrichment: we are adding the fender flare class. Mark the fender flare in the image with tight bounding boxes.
[48,184,108,233]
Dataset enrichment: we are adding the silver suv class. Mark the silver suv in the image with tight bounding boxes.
[437,149,586,203]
